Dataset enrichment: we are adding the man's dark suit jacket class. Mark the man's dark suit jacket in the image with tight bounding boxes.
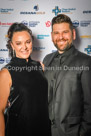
[43,45,91,136]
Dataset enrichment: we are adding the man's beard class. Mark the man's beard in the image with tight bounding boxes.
[54,39,72,52]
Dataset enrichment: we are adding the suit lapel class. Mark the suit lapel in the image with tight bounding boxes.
[45,51,58,67]
[44,46,77,94]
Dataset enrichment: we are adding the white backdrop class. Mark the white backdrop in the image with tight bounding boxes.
[0,0,91,69]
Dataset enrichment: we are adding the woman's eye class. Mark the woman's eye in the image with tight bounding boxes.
[16,43,21,45]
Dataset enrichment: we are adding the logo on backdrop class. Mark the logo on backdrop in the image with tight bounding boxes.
[52,6,61,16]
[20,5,45,15]
[6,58,11,63]
[21,20,40,27]
[0,49,8,52]
[72,20,91,27]
[0,57,11,64]
[0,21,13,27]
[84,45,91,55]
[83,10,91,14]
[52,50,57,53]
[37,34,50,39]
[45,21,51,27]
[34,5,39,11]
[52,6,76,15]
[0,8,14,14]
[72,20,79,27]
[80,20,91,27]
[33,46,45,51]
[0,57,5,64]
[80,35,91,39]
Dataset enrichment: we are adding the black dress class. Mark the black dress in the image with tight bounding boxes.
[5,57,51,136]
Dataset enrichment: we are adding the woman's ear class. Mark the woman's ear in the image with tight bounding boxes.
[10,41,14,50]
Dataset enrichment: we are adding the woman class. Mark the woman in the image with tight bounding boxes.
[0,23,51,136]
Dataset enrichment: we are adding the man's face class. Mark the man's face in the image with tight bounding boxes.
[51,23,76,53]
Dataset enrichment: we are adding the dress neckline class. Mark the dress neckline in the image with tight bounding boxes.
[11,56,31,65]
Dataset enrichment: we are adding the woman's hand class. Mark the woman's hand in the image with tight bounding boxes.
[40,62,45,71]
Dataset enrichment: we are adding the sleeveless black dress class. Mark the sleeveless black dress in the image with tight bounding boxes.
[4,57,51,136]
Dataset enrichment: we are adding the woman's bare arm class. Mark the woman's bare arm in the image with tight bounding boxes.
[0,69,12,136]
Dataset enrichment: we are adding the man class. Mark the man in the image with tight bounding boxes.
[43,14,91,136]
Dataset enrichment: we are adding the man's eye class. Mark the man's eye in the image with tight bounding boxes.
[27,41,31,44]
[54,32,59,35]
[64,31,68,33]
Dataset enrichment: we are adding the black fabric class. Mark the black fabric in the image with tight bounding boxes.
[5,57,51,136]
[43,45,91,136]
[47,46,75,122]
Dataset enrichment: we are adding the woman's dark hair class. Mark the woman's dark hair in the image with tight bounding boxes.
[51,14,73,31]
[6,22,32,57]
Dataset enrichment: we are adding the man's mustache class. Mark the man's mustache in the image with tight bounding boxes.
[57,39,67,42]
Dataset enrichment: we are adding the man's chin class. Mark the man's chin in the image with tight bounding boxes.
[57,45,71,53]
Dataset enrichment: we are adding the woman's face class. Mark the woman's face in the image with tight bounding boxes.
[11,31,32,60]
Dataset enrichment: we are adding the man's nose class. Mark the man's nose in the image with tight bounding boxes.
[58,33,63,39]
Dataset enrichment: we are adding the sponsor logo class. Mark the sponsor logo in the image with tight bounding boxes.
[72,20,91,27]
[80,35,91,39]
[34,5,39,11]
[33,46,45,51]
[21,20,28,26]
[52,6,76,15]
[20,5,45,15]
[0,21,13,27]
[80,20,91,27]
[0,8,14,14]
[21,20,40,27]
[0,49,8,52]
[83,10,91,14]
[61,8,76,13]
[52,50,57,53]
[84,45,91,55]
[45,21,51,27]
[72,20,79,27]
[52,6,61,16]
[0,57,5,64]
[37,34,50,39]
[6,58,11,63]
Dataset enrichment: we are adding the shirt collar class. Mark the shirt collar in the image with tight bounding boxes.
[56,45,75,58]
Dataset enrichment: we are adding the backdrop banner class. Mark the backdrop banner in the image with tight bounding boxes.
[0,0,91,69]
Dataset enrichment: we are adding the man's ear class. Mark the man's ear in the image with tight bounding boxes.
[51,32,53,42]
[72,29,76,40]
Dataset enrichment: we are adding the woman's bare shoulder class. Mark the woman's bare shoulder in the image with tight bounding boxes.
[0,68,12,86]
[0,69,12,110]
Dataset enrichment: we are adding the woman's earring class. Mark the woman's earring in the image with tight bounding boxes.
[13,49,15,57]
